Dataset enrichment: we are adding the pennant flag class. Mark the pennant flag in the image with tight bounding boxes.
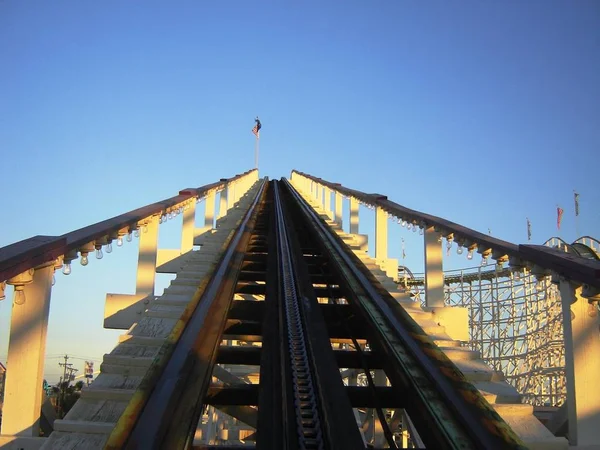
[252,116,261,138]
[526,217,531,241]
[557,206,564,230]
[84,361,94,379]
[574,191,580,217]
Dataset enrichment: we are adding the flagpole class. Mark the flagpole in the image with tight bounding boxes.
[574,191,580,238]
[254,133,259,169]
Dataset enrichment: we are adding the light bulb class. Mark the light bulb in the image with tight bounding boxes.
[14,288,26,305]
[127,232,133,242]
[457,246,464,255]
[419,228,424,235]
[407,223,412,231]
[95,248,103,259]
[446,240,452,251]
[134,229,140,238]
[412,225,417,232]
[106,243,113,253]
[481,255,488,266]
[81,253,89,266]
[62,262,72,275]
[401,220,407,227]
[117,237,123,247]
[467,249,474,260]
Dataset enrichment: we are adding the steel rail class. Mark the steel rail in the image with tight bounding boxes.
[105,178,267,450]
[273,181,326,450]
[258,187,287,449]
[0,169,257,282]
[273,181,365,450]
[293,170,600,290]
[284,178,528,450]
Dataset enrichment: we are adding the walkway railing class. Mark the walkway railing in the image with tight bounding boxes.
[0,169,259,437]
[291,169,600,444]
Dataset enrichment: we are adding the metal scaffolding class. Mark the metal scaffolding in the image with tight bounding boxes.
[405,235,597,409]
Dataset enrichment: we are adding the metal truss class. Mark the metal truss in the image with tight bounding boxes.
[407,265,566,407]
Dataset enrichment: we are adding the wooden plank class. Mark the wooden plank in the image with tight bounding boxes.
[520,244,600,288]
[0,169,257,282]
[0,235,65,281]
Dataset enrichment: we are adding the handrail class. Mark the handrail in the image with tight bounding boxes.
[0,236,67,282]
[292,170,600,291]
[0,169,257,282]
[292,170,520,258]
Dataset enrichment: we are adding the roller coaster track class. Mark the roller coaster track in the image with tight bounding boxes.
[543,236,600,261]
[39,178,568,449]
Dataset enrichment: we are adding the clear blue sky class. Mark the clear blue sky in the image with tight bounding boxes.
[1,1,598,383]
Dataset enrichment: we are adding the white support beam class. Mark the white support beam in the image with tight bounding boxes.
[375,206,388,262]
[560,280,600,446]
[424,226,444,307]
[204,191,216,229]
[227,182,235,211]
[180,201,195,254]
[350,197,359,234]
[1,264,53,436]
[334,191,343,228]
[324,187,332,220]
[218,188,228,220]
[135,215,159,295]
[106,215,160,329]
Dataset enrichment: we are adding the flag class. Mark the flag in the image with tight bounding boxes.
[574,192,580,217]
[252,117,261,138]
[526,217,531,241]
[84,361,94,379]
[557,207,564,230]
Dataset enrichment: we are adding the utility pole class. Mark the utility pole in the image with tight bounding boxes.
[58,354,72,418]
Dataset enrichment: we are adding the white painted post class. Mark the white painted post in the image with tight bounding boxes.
[424,226,445,307]
[1,264,53,436]
[335,191,343,227]
[560,281,600,446]
[375,206,388,263]
[218,187,228,220]
[205,191,216,229]
[350,197,359,234]
[181,201,195,254]
[227,182,235,210]
[324,187,332,220]
[136,215,159,295]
